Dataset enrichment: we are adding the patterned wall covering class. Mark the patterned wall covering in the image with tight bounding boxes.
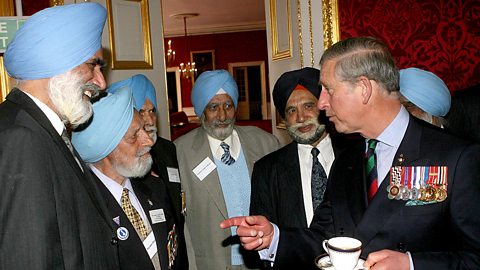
[338,0,480,92]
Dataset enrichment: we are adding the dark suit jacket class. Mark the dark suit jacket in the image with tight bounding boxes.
[250,134,354,229]
[274,117,480,270]
[95,173,188,270]
[150,137,183,223]
[0,89,119,269]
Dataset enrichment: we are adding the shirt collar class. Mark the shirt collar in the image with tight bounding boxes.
[376,105,409,148]
[90,164,133,205]
[207,129,240,160]
[23,91,65,136]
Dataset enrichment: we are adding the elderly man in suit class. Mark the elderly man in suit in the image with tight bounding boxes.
[72,81,188,270]
[250,67,346,229]
[175,70,279,270]
[109,74,185,220]
[221,37,480,270]
[0,3,120,269]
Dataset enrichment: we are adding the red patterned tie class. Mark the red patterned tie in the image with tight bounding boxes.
[365,139,378,202]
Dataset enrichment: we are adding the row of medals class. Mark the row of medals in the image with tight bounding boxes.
[386,183,447,202]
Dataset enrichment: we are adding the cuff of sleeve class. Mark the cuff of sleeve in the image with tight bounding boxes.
[258,223,280,265]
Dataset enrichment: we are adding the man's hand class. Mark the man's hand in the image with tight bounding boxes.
[364,249,410,270]
[220,215,274,250]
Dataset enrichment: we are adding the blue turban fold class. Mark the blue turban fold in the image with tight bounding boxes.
[72,87,134,163]
[400,68,451,117]
[191,70,238,116]
[4,3,107,80]
[108,74,157,110]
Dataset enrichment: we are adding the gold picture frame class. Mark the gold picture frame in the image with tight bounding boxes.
[269,0,292,61]
[322,0,340,49]
[106,0,153,69]
[190,50,215,83]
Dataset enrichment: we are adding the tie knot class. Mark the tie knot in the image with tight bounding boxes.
[220,142,230,151]
[121,188,129,198]
[311,147,320,157]
[368,139,378,150]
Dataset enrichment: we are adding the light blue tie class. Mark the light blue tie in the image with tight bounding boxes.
[220,142,235,165]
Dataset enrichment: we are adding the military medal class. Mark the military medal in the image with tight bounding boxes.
[388,167,402,199]
[167,224,178,269]
[387,165,448,203]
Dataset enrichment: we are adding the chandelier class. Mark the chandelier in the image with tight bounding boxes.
[173,13,198,80]
[166,40,175,66]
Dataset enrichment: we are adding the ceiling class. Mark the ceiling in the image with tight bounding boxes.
[161,0,266,37]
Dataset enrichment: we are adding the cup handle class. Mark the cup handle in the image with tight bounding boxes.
[322,240,329,255]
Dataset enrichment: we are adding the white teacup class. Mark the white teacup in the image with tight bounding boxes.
[322,237,362,270]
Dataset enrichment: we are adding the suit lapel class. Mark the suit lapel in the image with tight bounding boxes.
[190,129,229,218]
[356,117,423,246]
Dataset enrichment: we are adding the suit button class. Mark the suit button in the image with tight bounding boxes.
[397,242,406,252]
[111,237,118,245]
[339,228,345,235]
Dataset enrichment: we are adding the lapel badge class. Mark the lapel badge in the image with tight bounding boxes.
[117,227,129,241]
[148,199,153,206]
[397,154,404,165]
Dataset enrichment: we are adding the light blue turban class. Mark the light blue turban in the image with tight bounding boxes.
[4,3,107,80]
[400,68,451,117]
[72,87,134,163]
[108,74,157,110]
[191,70,239,116]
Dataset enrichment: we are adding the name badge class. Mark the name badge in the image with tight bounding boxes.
[193,157,216,181]
[143,231,158,259]
[149,208,166,224]
[167,167,180,183]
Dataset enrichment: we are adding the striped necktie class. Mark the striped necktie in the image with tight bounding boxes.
[365,139,378,202]
[121,188,148,238]
[311,148,328,211]
[220,142,235,165]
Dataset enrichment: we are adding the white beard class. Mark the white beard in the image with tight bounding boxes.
[111,146,153,178]
[48,70,93,128]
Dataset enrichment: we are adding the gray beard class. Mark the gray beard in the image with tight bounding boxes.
[48,70,93,128]
[286,118,326,145]
[111,147,153,178]
[201,115,235,141]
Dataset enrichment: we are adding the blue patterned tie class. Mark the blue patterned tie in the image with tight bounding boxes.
[220,142,235,165]
[311,148,328,211]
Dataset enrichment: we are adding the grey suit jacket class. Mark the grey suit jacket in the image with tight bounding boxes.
[175,125,279,270]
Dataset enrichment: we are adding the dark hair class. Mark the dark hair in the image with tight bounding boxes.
[320,36,399,93]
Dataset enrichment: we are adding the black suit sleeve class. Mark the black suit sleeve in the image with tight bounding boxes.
[250,159,277,221]
[0,127,62,269]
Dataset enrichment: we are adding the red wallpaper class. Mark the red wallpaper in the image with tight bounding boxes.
[21,0,49,16]
[165,30,269,107]
[338,0,480,92]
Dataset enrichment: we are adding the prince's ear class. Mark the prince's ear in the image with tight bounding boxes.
[357,76,373,104]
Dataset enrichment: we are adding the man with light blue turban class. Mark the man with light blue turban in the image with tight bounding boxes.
[175,69,279,270]
[0,3,119,269]
[108,74,188,255]
[72,84,189,270]
[399,67,451,127]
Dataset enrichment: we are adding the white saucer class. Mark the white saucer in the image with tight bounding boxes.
[315,254,366,270]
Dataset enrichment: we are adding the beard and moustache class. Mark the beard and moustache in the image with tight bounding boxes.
[286,117,326,145]
[110,146,153,178]
[48,70,101,128]
[201,115,235,141]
